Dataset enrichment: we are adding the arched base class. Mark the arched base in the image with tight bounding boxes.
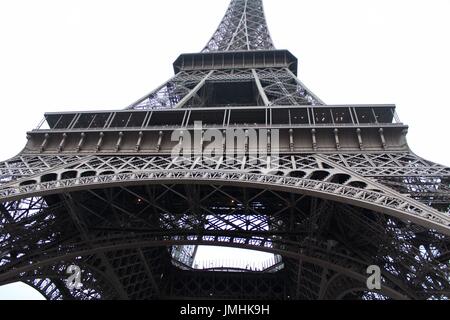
[1,182,449,300]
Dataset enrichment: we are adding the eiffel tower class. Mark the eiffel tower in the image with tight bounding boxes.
[0,0,449,300]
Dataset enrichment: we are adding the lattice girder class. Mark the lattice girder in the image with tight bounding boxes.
[1,183,449,299]
[1,153,449,236]
[127,67,322,110]
[1,0,450,301]
[203,0,275,52]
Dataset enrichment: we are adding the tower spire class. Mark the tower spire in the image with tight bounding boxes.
[203,0,275,52]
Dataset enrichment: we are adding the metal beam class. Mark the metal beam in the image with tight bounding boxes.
[62,194,129,299]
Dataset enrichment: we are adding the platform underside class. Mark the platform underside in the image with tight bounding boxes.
[1,182,449,300]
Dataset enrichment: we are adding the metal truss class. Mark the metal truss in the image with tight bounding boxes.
[3,169,450,233]
[1,182,449,299]
[1,153,449,234]
[126,0,323,110]
[322,153,450,211]
[203,0,275,52]
[255,68,324,105]
[129,71,213,110]
[0,155,86,185]
[323,153,450,177]
[128,68,321,110]
[1,0,450,301]
[3,152,447,186]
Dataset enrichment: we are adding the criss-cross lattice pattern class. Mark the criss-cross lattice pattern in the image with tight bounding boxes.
[1,184,449,299]
[0,155,86,185]
[255,68,323,105]
[1,153,449,235]
[1,0,450,301]
[129,71,212,110]
[203,0,275,52]
[128,68,322,110]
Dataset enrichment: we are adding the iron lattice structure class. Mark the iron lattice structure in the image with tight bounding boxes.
[1,0,449,300]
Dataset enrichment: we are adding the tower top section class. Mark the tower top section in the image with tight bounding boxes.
[203,0,275,52]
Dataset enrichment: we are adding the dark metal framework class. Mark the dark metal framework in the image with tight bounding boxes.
[0,0,449,300]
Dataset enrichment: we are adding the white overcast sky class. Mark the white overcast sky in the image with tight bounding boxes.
[0,0,449,300]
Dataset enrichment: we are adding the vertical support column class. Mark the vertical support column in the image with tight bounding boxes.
[40,134,49,152]
[96,132,104,152]
[136,131,144,152]
[77,133,86,152]
[289,129,295,152]
[222,130,227,157]
[334,129,341,150]
[252,69,271,106]
[379,128,387,150]
[156,131,163,152]
[311,129,318,151]
[115,132,124,152]
[58,133,68,153]
[356,129,364,150]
